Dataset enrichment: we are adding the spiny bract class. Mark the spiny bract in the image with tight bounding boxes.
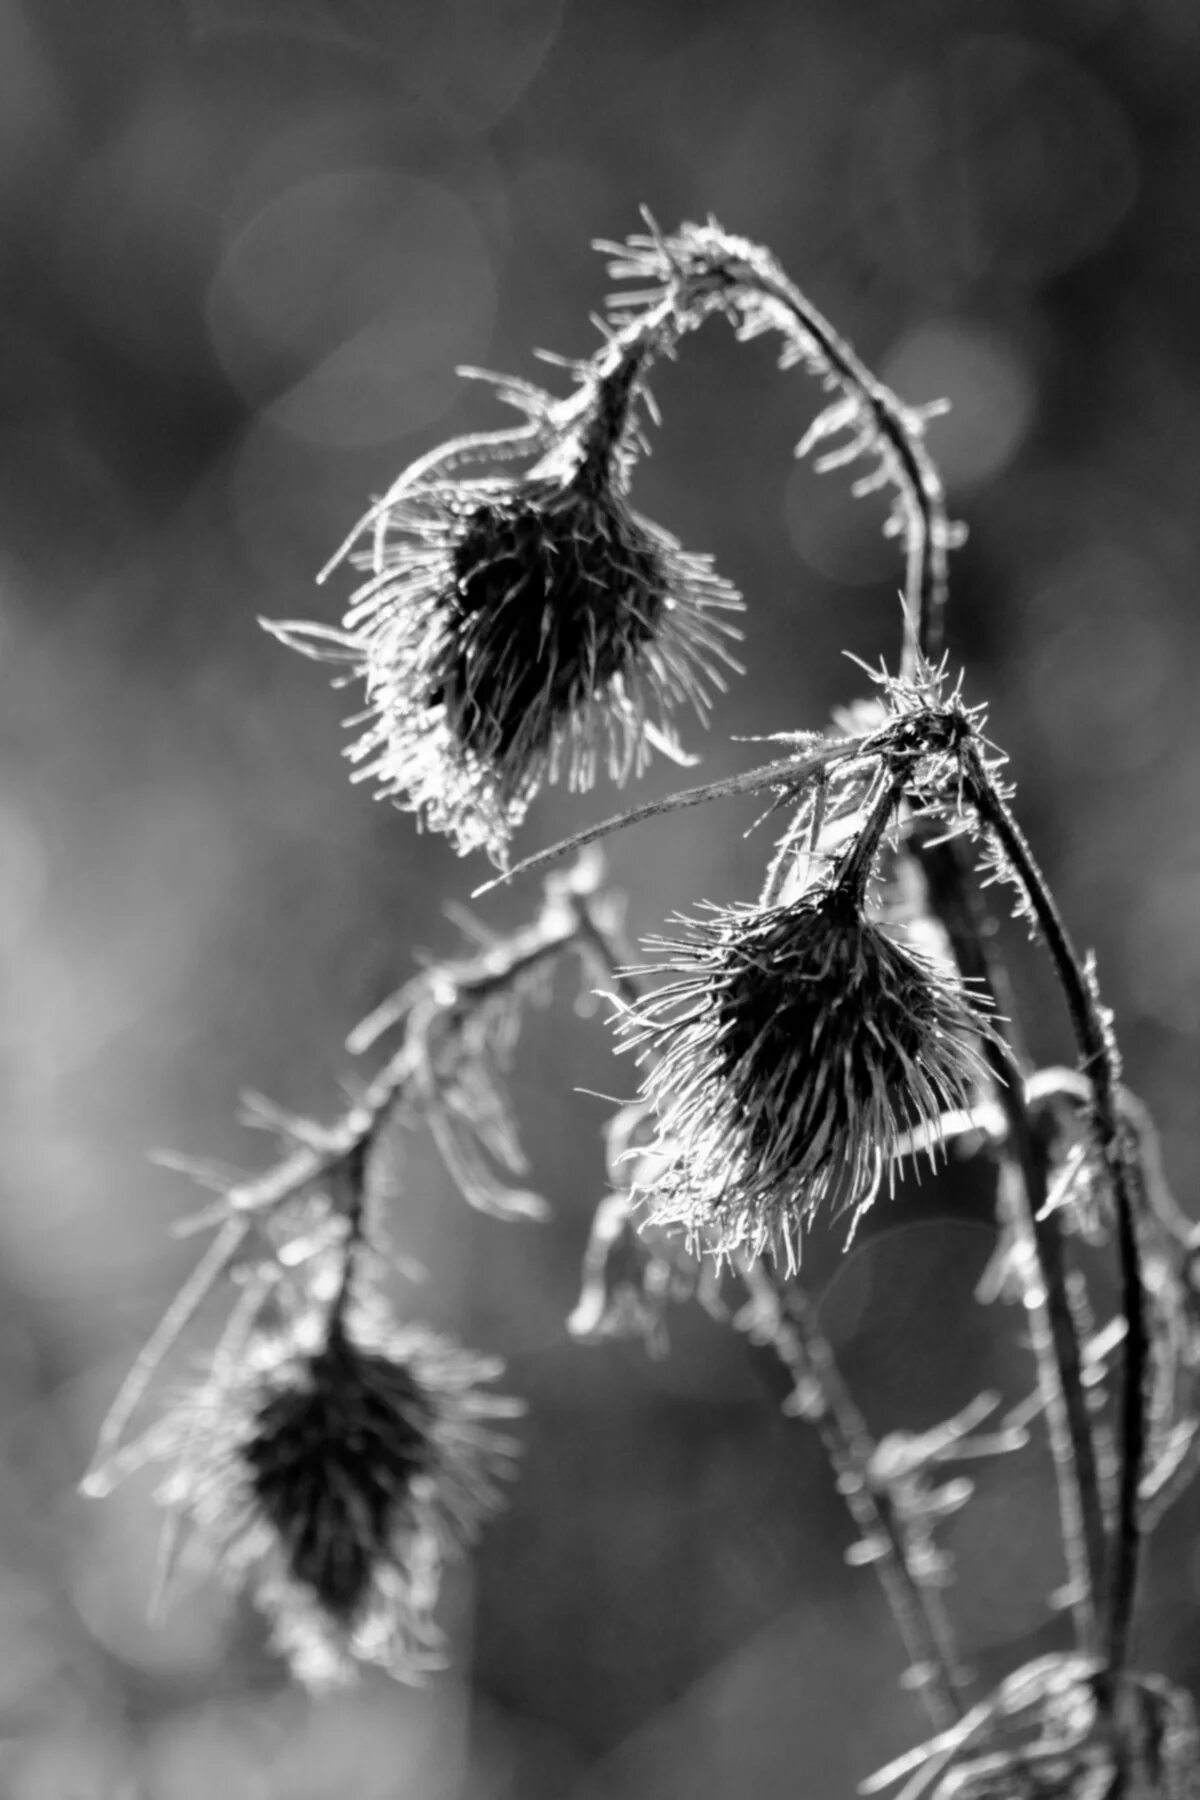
[618,881,992,1268]
[339,464,740,864]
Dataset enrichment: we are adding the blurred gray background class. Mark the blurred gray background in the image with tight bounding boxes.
[3,0,1199,1793]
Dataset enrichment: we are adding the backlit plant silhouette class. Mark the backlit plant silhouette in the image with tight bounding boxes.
[88,218,1200,1797]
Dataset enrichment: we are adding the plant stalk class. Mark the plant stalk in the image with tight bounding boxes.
[679,231,952,674]
[961,749,1147,1696]
[912,833,1108,1654]
[739,1257,968,1731]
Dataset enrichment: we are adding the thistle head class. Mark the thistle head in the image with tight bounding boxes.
[275,316,741,864]
[149,1309,522,1687]
[620,832,992,1268]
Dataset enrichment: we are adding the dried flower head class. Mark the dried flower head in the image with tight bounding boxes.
[274,324,741,864]
[620,865,991,1268]
[143,1311,522,1688]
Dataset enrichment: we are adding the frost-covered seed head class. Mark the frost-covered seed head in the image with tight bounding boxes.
[344,467,740,863]
[622,881,992,1268]
[442,482,667,762]
[277,321,743,864]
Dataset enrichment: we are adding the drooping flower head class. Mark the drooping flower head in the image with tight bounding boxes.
[275,312,742,864]
[147,1309,522,1688]
[619,804,992,1268]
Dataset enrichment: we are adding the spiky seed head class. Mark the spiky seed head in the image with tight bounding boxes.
[340,465,740,864]
[620,881,992,1268]
[151,1314,522,1688]
[275,326,743,865]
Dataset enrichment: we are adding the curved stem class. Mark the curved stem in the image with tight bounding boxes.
[961,748,1146,1696]
[737,258,949,673]
[612,225,954,674]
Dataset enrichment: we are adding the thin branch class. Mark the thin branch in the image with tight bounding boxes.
[83,1215,251,1489]
[607,224,958,675]
[962,747,1147,1696]
[912,831,1107,1656]
[472,736,870,896]
[88,865,603,1482]
[737,1258,968,1732]
[741,264,950,675]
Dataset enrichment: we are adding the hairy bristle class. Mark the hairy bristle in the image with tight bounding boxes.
[341,470,740,862]
[438,482,668,767]
[621,885,991,1266]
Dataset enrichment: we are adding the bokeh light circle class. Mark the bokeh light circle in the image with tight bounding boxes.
[883,318,1037,488]
[851,35,1138,298]
[207,169,496,446]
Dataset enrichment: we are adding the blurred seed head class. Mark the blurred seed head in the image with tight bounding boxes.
[146,1310,522,1688]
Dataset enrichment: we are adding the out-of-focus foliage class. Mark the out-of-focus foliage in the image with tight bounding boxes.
[4,0,1200,1792]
